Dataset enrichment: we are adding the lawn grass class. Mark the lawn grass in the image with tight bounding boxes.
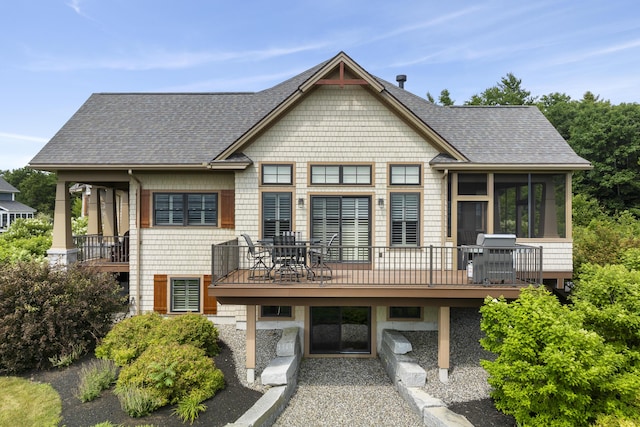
[0,376,61,427]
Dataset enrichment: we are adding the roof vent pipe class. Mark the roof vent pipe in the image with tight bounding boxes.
[396,74,407,89]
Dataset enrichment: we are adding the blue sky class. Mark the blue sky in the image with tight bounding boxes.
[2,0,639,171]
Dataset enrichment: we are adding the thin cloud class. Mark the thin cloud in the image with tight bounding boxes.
[25,43,328,72]
[548,38,640,66]
[0,132,48,143]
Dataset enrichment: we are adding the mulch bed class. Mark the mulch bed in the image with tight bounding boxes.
[20,340,262,427]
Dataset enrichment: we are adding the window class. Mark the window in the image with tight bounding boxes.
[390,193,419,246]
[311,165,371,185]
[389,307,422,320]
[260,306,293,318]
[154,193,218,226]
[390,165,421,185]
[494,174,566,238]
[262,192,291,238]
[262,164,293,185]
[171,278,200,312]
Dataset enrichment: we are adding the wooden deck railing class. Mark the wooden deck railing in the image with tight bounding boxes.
[73,234,129,263]
[211,240,543,286]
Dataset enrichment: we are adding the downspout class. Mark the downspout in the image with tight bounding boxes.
[441,168,449,246]
[128,170,142,315]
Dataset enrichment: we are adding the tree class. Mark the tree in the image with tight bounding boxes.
[1,168,56,216]
[438,89,454,106]
[466,73,537,105]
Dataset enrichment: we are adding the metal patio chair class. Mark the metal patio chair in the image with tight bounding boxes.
[241,233,271,280]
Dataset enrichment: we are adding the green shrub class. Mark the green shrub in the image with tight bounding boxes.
[95,312,164,366]
[49,343,86,368]
[96,312,220,366]
[151,313,220,357]
[0,261,126,373]
[115,343,224,411]
[76,359,118,402]
[480,287,628,426]
[114,385,163,417]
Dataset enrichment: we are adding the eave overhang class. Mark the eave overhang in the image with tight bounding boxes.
[430,162,593,172]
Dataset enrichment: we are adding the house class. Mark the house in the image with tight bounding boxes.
[29,52,591,383]
[0,176,36,232]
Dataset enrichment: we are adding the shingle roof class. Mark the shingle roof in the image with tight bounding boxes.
[0,201,36,213]
[0,177,19,193]
[29,53,590,169]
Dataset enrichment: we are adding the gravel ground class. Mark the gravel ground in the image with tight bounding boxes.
[274,357,424,427]
[243,307,516,427]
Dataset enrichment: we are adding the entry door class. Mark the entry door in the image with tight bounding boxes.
[309,306,371,354]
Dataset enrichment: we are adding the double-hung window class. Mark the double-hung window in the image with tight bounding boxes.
[390,193,419,246]
[171,278,200,312]
[154,193,218,226]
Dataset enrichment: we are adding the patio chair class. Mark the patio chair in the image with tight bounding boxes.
[241,234,271,280]
[309,233,338,280]
[272,234,302,282]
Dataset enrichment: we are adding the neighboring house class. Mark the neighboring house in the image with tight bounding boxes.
[0,176,36,232]
[30,52,591,382]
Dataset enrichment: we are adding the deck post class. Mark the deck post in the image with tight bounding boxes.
[87,187,101,235]
[47,179,78,267]
[246,304,256,384]
[103,188,118,237]
[438,306,450,383]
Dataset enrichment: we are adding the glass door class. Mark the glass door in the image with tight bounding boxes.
[309,306,371,354]
[310,196,371,262]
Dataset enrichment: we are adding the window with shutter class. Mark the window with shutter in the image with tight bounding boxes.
[170,278,200,312]
[391,193,419,246]
[262,192,291,239]
[153,193,218,226]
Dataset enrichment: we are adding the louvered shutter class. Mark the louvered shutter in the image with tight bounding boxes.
[153,274,168,313]
[262,193,291,238]
[140,190,151,228]
[203,275,217,314]
[220,190,235,229]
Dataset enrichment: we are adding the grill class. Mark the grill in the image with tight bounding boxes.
[470,234,517,284]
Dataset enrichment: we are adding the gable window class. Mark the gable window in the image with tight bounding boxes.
[311,165,371,185]
[154,193,218,226]
[390,165,421,185]
[390,193,419,246]
[262,192,291,239]
[262,164,293,185]
[171,278,200,312]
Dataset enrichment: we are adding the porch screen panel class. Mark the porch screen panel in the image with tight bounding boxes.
[262,192,291,239]
[390,193,419,246]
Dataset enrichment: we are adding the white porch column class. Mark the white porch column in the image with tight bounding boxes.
[438,306,450,383]
[47,179,78,266]
[246,305,257,384]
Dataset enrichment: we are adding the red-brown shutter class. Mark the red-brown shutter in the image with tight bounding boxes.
[203,275,217,315]
[140,190,151,228]
[153,274,168,314]
[220,190,235,229]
